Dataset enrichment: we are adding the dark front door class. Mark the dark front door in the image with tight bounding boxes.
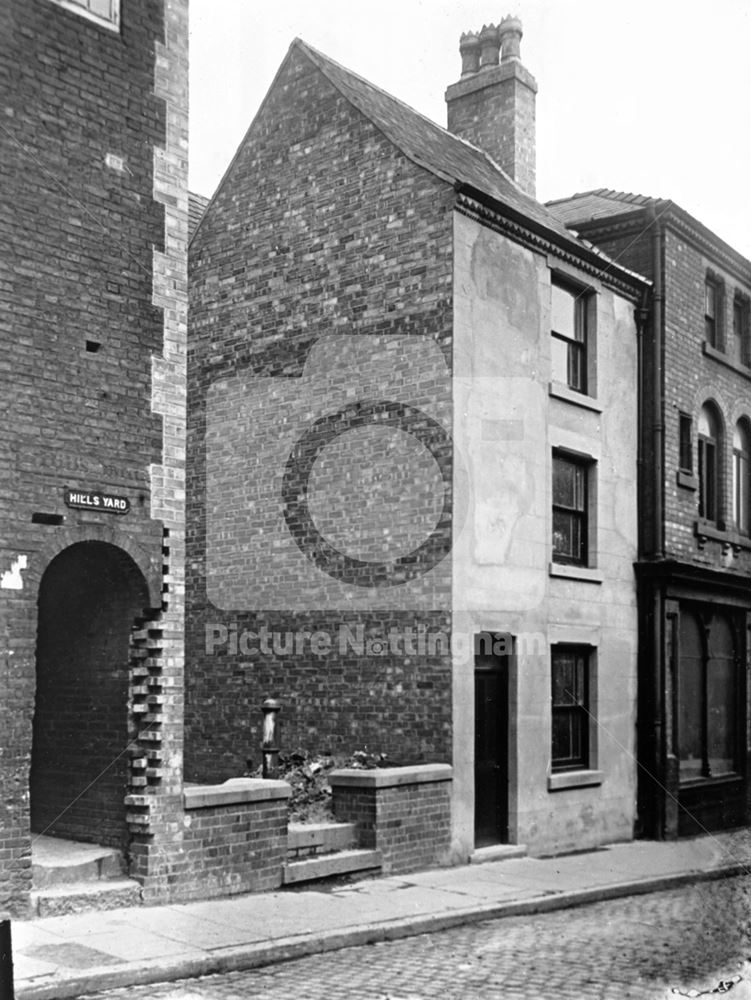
[474,635,509,846]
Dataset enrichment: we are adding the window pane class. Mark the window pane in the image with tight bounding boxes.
[679,414,692,472]
[698,439,717,521]
[552,652,575,705]
[707,616,737,775]
[733,446,748,533]
[552,284,576,339]
[553,458,584,509]
[552,510,582,562]
[552,710,582,765]
[697,404,719,439]
[705,281,716,319]
[567,340,585,391]
[678,611,703,780]
[551,335,569,384]
[552,711,573,762]
[88,0,113,16]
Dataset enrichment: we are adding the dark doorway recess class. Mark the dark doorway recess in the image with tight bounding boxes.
[474,632,511,847]
[31,541,148,849]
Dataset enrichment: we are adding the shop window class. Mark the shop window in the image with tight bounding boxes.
[551,645,592,771]
[678,608,740,781]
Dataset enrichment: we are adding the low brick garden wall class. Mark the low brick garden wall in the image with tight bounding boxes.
[329,764,452,875]
[177,777,290,899]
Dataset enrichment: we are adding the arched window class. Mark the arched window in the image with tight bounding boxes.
[697,403,722,523]
[732,419,751,534]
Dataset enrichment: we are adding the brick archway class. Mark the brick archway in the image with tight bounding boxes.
[30,541,150,849]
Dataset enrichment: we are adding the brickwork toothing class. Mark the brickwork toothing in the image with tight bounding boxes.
[0,0,188,914]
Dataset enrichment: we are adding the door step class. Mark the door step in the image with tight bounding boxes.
[471,843,527,864]
[32,835,126,888]
[283,848,382,885]
[31,879,142,917]
[31,835,142,916]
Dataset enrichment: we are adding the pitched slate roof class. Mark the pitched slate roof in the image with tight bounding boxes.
[298,40,584,251]
[196,39,648,288]
[547,189,751,274]
[545,189,670,227]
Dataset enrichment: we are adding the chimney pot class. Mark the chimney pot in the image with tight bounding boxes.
[445,15,537,198]
[478,23,501,70]
[499,15,523,62]
[459,32,481,77]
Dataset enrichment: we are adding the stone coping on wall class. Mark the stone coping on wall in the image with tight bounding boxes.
[328,763,452,789]
[183,777,291,810]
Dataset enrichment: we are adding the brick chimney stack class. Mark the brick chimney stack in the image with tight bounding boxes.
[445,16,537,198]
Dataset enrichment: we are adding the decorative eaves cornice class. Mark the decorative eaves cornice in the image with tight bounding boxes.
[575,207,751,287]
[455,191,647,300]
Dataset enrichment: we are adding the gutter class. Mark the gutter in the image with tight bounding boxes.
[455,183,649,296]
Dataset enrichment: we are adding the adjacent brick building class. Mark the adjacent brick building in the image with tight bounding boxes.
[0,0,188,915]
[548,190,751,837]
[188,22,649,858]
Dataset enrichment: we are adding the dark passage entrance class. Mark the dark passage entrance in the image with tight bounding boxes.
[31,541,149,849]
[474,632,510,847]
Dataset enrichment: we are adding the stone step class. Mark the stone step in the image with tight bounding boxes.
[287,822,357,858]
[31,878,142,917]
[32,836,126,889]
[470,843,528,864]
[282,848,382,885]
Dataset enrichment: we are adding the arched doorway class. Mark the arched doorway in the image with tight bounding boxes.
[30,541,149,849]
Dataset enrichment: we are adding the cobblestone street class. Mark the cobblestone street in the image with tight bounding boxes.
[80,875,751,1000]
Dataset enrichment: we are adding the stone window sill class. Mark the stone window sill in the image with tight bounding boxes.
[548,382,602,413]
[677,470,698,491]
[549,562,603,584]
[548,769,603,792]
[702,341,751,378]
[694,520,751,552]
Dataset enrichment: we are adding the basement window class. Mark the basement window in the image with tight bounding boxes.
[45,0,120,30]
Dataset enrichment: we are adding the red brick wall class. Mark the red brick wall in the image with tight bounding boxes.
[175,800,288,900]
[0,0,181,915]
[661,227,751,571]
[187,45,455,781]
[330,767,452,874]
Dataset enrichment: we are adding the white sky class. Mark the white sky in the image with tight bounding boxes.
[189,0,751,260]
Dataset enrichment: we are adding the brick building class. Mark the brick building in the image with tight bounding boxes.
[188,22,649,858]
[0,0,189,915]
[548,190,751,837]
